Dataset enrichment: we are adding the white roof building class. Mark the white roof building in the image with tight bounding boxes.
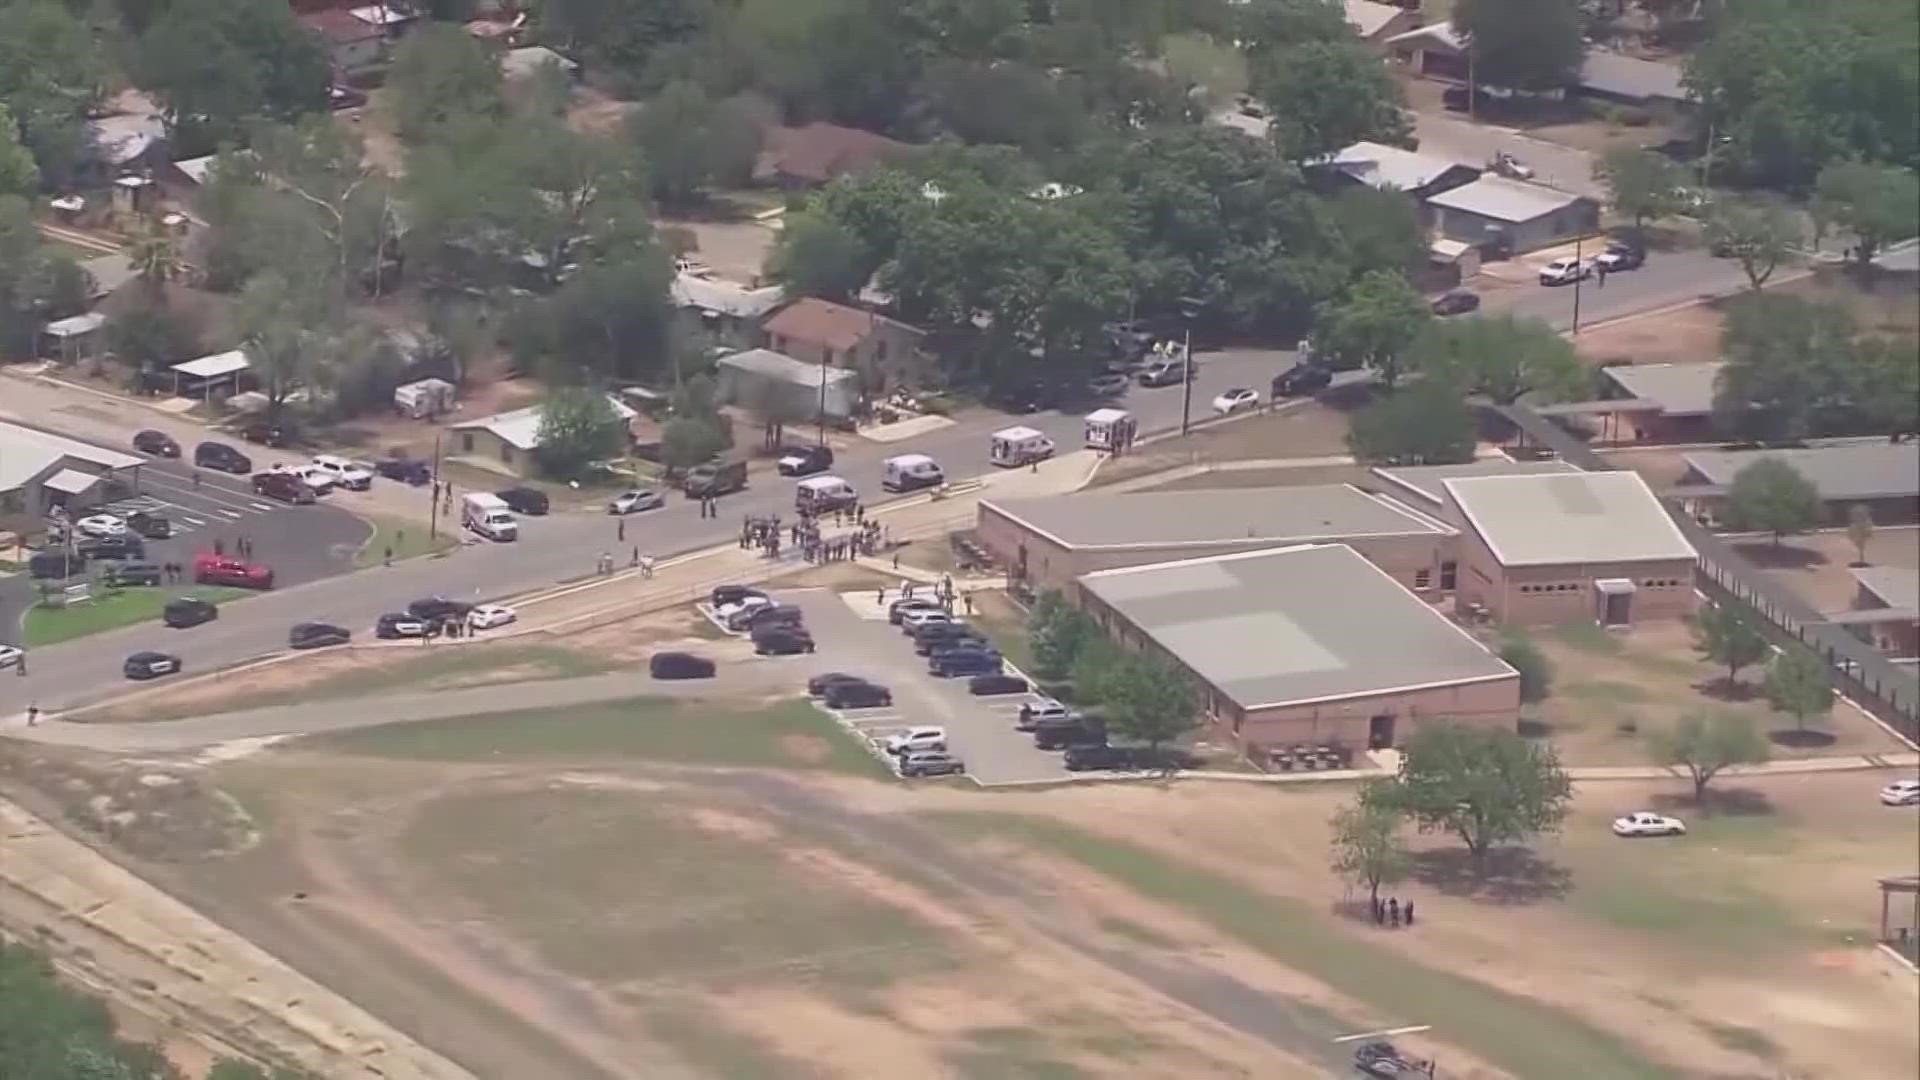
[451,395,636,452]
[670,272,785,320]
[1443,471,1695,567]
[0,420,143,495]
[1325,141,1479,193]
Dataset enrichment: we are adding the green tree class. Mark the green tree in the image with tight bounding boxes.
[1069,635,1127,705]
[1850,336,1920,439]
[628,81,763,207]
[0,0,106,189]
[0,194,92,352]
[1346,381,1478,466]
[1365,723,1574,869]
[1712,293,1862,442]
[1250,39,1411,162]
[1029,592,1098,682]
[1498,636,1553,705]
[1812,162,1920,270]
[660,415,729,471]
[388,22,505,141]
[517,256,674,383]
[1327,187,1426,280]
[136,0,329,155]
[1329,792,1410,910]
[1705,198,1800,290]
[106,301,197,383]
[1650,711,1771,802]
[769,211,870,301]
[124,223,183,302]
[924,59,1092,155]
[1231,0,1354,55]
[1845,504,1876,566]
[1594,147,1684,235]
[1763,646,1833,734]
[1452,0,1586,92]
[0,104,39,197]
[539,0,712,95]
[533,387,625,478]
[1690,602,1771,689]
[233,269,341,423]
[1101,652,1200,757]
[1416,313,1583,405]
[1161,31,1247,113]
[1312,270,1429,387]
[1724,457,1821,545]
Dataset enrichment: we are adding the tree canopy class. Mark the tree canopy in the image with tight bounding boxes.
[628,81,762,208]
[1417,313,1584,405]
[1812,161,1920,269]
[1691,602,1771,689]
[1650,711,1770,802]
[1311,270,1429,387]
[0,0,107,188]
[1365,723,1574,868]
[1452,0,1586,93]
[1724,458,1822,545]
[135,0,328,154]
[534,387,627,478]
[1593,148,1683,234]
[1705,198,1800,291]
[1713,293,1910,442]
[387,22,505,141]
[1329,792,1410,909]
[1763,646,1833,733]
[1346,382,1478,466]
[1249,39,1410,163]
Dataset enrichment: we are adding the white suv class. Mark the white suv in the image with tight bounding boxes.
[1016,698,1072,731]
[311,454,374,490]
[885,726,947,755]
[1539,257,1591,286]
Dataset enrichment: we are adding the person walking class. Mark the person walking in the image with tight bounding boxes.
[642,553,655,578]
[25,704,38,726]
[1403,901,1414,926]
[383,545,393,568]
[963,592,974,615]
[617,518,626,542]
[1388,897,1400,928]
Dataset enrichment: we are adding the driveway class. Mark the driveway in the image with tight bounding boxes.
[1484,248,1757,332]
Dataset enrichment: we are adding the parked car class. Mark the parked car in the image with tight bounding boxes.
[1611,811,1686,837]
[103,562,163,587]
[252,471,315,505]
[1539,257,1592,286]
[1488,151,1533,179]
[289,622,351,649]
[408,597,475,623]
[374,456,432,485]
[75,514,127,539]
[1211,388,1260,415]
[885,726,947,755]
[807,672,869,697]
[1016,698,1073,732]
[720,596,775,630]
[682,460,747,498]
[1088,370,1130,396]
[28,551,85,579]
[1036,723,1107,751]
[900,751,965,778]
[930,648,1002,677]
[1137,358,1196,387]
[1594,241,1646,272]
[238,419,288,447]
[711,585,766,609]
[271,462,335,494]
[496,487,549,515]
[745,605,804,631]
[753,627,816,655]
[650,651,716,679]
[133,429,180,457]
[123,650,182,680]
[609,488,665,515]
[194,553,273,589]
[899,608,952,631]
[194,441,253,474]
[311,454,374,490]
[126,510,171,539]
[1271,362,1332,399]
[888,597,944,625]
[1878,779,1920,806]
[77,535,145,561]
[1064,745,1137,771]
[825,680,893,709]
[1430,290,1481,316]
[162,596,219,628]
[914,627,988,654]
[376,612,432,638]
[775,444,835,477]
[467,603,517,630]
[967,673,1030,696]
[0,644,22,670]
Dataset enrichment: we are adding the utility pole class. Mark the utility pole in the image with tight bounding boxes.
[1177,296,1201,437]
[817,351,829,447]
[428,433,442,540]
[1570,233,1585,336]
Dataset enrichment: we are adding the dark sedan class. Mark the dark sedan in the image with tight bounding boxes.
[127,510,171,539]
[123,651,182,680]
[289,622,352,649]
[650,651,716,680]
[807,672,870,697]
[1430,290,1481,316]
[133,429,180,457]
[162,597,218,629]
[496,487,550,515]
[408,597,475,623]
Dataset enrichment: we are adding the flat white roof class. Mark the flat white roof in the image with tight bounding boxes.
[1682,443,1920,502]
[1085,408,1131,424]
[43,312,107,337]
[993,426,1046,441]
[172,350,250,379]
[0,420,142,492]
[1601,361,1723,417]
[1344,0,1406,37]
[1444,471,1696,567]
[987,485,1452,551]
[451,395,636,451]
[1427,175,1587,223]
[1327,141,1472,192]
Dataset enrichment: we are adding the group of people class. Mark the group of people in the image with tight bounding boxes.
[595,549,655,577]
[1369,895,1415,928]
[152,561,191,584]
[741,515,784,558]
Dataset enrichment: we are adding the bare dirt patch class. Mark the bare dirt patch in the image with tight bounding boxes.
[1573,301,1725,368]
[0,741,255,862]
[1739,526,1919,614]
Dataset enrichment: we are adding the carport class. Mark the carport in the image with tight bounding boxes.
[42,468,106,513]
[171,349,251,401]
[39,312,106,363]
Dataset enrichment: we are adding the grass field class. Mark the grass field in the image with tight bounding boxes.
[23,585,250,646]
[315,695,892,777]
[353,513,457,568]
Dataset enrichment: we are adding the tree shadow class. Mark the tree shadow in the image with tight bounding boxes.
[1516,718,1554,738]
[1647,786,1776,817]
[1409,847,1572,905]
[1731,541,1826,570]
[1693,678,1757,702]
[1768,728,1836,750]
[1316,382,1377,413]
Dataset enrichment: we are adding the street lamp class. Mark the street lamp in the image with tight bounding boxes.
[1177,296,1203,437]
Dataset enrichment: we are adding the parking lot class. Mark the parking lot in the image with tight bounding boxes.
[110,460,372,587]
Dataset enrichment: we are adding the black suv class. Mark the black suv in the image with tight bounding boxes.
[650,651,716,679]
[162,596,219,628]
[133,429,180,457]
[194,441,252,474]
[496,487,550,515]
[375,457,432,485]
[967,673,1030,696]
[289,622,351,649]
[711,584,766,608]
[104,562,163,587]
[252,472,315,504]
[408,597,475,623]
[126,510,171,539]
[1271,361,1332,398]
[746,605,805,631]
[824,681,892,709]
[775,444,834,477]
[1036,722,1107,751]
[28,551,85,579]
[78,535,145,561]
[807,672,869,697]
[238,419,288,447]
[753,627,815,655]
[929,648,1002,677]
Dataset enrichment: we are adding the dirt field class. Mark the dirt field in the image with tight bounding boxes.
[1500,619,1910,765]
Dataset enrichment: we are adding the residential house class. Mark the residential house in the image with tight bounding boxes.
[1324,141,1482,202]
[1344,0,1420,45]
[672,271,785,352]
[754,123,912,188]
[762,298,927,395]
[1425,175,1600,255]
[448,395,636,477]
[1386,24,1692,111]
[0,419,145,537]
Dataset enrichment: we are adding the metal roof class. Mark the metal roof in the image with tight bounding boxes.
[1371,459,1580,507]
[1080,544,1516,711]
[43,312,106,338]
[0,420,143,492]
[1426,175,1588,223]
[1328,141,1474,192]
[671,272,785,319]
[1443,471,1696,567]
[1344,0,1406,37]
[451,395,636,451]
[43,468,102,495]
[172,350,250,379]
[1579,52,1687,103]
[717,348,859,389]
[501,46,577,80]
[1681,443,1920,501]
[1850,566,1919,611]
[1601,361,1723,417]
[984,484,1452,551]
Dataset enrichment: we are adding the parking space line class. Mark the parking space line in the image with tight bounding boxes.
[247,502,275,511]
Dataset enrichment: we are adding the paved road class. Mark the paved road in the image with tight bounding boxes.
[1490,248,1756,331]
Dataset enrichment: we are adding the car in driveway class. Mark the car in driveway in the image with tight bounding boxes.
[885,726,947,755]
[753,627,816,655]
[252,471,316,505]
[289,622,351,649]
[824,681,892,709]
[311,454,374,490]
[467,603,517,630]
[608,488,665,515]
[123,650,182,680]
[376,612,432,638]
[1879,779,1920,806]
[1611,811,1686,837]
[126,510,171,539]
[1271,362,1332,399]
[1430,290,1481,316]
[968,673,1030,696]
[650,651,716,679]
[408,597,475,623]
[776,444,834,477]
[496,487,549,515]
[75,514,127,539]
[194,553,273,589]
[1539,257,1592,286]
[162,596,219,628]
[271,462,336,494]
[1211,388,1260,415]
[1594,241,1646,272]
[194,441,253,474]
[133,429,180,457]
[900,751,965,778]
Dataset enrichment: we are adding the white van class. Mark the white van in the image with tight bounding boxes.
[1083,408,1136,452]
[882,453,944,492]
[795,475,858,514]
[989,426,1055,468]
[461,492,518,541]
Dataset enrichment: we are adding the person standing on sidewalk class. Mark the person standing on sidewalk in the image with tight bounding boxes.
[25,704,38,726]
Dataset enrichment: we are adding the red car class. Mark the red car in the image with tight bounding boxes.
[193,552,274,590]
